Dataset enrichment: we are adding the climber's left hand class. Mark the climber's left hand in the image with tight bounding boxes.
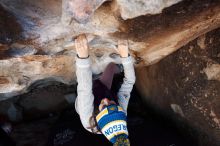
[75,34,89,58]
[118,40,129,58]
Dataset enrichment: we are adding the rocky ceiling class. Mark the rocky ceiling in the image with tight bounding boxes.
[0,0,220,99]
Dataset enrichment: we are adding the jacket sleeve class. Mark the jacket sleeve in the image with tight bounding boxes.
[117,56,136,114]
[75,56,94,133]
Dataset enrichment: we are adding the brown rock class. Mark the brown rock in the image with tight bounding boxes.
[135,28,220,145]
[0,0,219,99]
[0,1,219,145]
[63,0,108,23]
[197,35,206,49]
[18,84,73,119]
[0,77,9,84]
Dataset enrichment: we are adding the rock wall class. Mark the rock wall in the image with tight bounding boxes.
[0,0,219,99]
[135,28,220,146]
[0,1,220,145]
[0,0,181,45]
[112,0,182,20]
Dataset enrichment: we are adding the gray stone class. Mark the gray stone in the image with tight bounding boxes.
[8,43,37,57]
[135,31,220,145]
[170,104,185,117]
[7,103,23,122]
[19,92,66,112]
[63,0,108,23]
[0,100,23,122]
[113,0,182,20]
[17,85,73,119]
[64,93,76,104]
[197,35,206,49]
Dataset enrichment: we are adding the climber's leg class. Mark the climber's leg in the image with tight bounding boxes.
[99,63,120,90]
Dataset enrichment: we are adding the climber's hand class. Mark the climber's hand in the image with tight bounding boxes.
[118,40,129,58]
[75,34,89,58]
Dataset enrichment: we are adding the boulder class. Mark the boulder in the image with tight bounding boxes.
[112,0,181,20]
[63,0,108,23]
[0,0,219,99]
[18,83,75,119]
[7,43,37,57]
[135,28,220,146]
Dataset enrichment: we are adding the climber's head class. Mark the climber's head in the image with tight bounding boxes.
[96,103,129,145]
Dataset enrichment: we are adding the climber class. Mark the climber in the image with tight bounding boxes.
[75,34,136,146]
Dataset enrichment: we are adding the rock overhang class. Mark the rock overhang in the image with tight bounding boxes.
[0,0,219,99]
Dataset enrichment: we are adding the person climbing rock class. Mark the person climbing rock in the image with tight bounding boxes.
[75,34,136,146]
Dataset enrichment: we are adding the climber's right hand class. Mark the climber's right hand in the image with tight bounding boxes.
[118,40,129,58]
[75,34,89,58]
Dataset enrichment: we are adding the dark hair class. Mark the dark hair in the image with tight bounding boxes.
[87,107,101,133]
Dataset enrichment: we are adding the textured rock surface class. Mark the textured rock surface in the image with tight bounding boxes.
[0,0,119,45]
[0,0,219,99]
[7,43,37,57]
[112,0,182,20]
[0,56,75,99]
[17,83,76,120]
[135,28,220,146]
[0,1,219,145]
[63,0,108,23]
[0,5,22,44]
